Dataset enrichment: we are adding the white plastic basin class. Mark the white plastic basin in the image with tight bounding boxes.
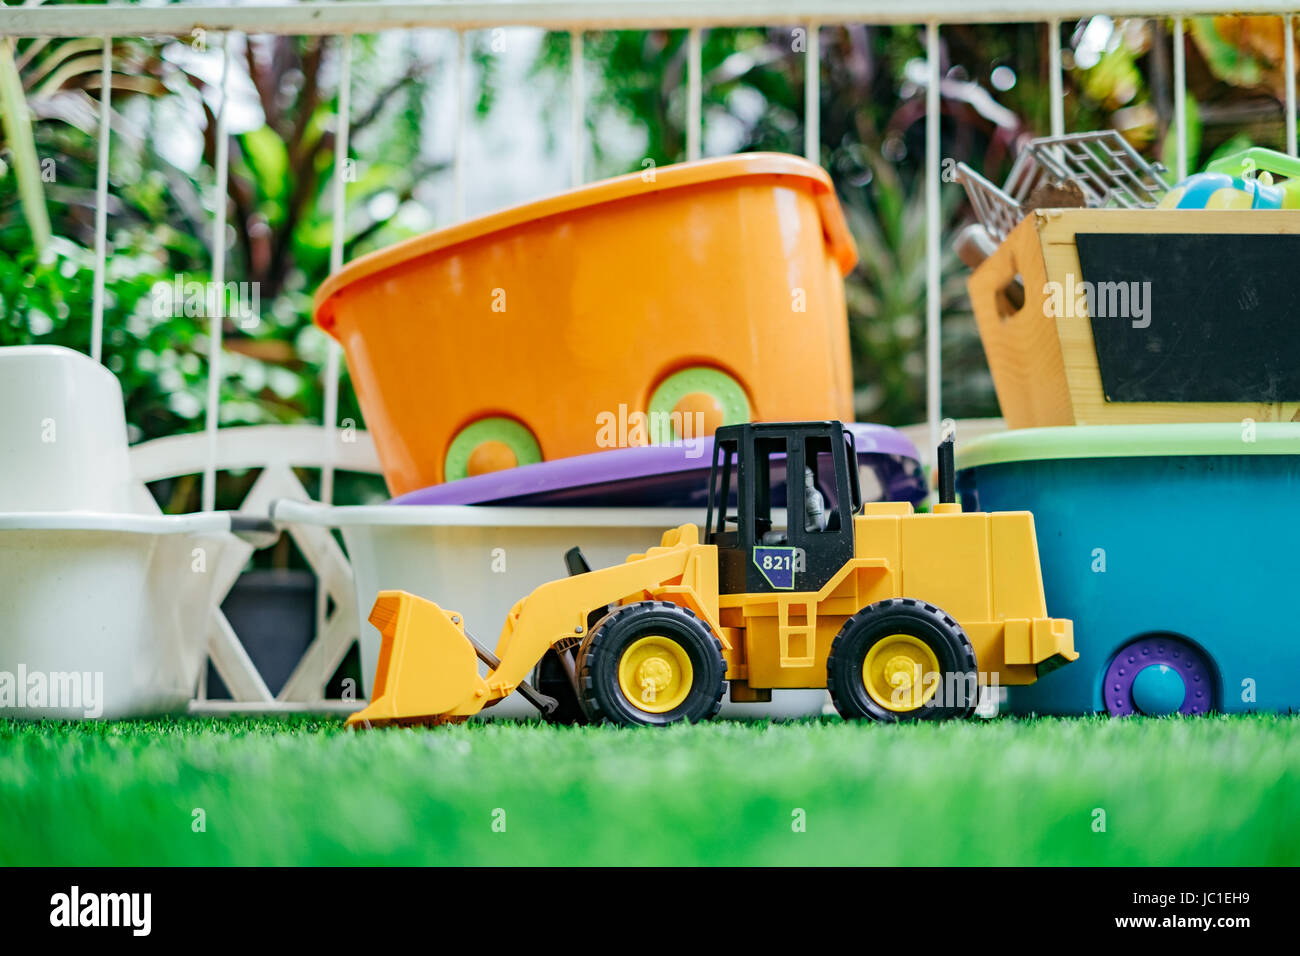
[0,345,248,719]
[0,512,236,718]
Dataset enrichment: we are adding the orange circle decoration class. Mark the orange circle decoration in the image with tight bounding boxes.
[466,440,519,477]
[673,392,727,437]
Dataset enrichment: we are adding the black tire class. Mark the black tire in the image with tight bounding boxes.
[827,598,978,722]
[532,649,587,725]
[575,601,726,727]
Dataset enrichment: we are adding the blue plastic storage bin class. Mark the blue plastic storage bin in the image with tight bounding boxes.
[957,424,1300,716]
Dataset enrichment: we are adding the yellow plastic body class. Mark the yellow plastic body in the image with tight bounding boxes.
[346,505,1075,727]
[719,502,1075,691]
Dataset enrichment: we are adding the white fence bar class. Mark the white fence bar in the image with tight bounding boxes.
[805,22,820,163]
[925,21,941,458]
[687,26,702,160]
[202,33,232,514]
[90,36,111,364]
[322,34,352,509]
[1173,15,1187,180]
[315,34,354,704]
[329,36,353,270]
[1048,19,1064,136]
[454,30,467,220]
[1286,14,1297,156]
[570,30,584,185]
[8,2,1300,37]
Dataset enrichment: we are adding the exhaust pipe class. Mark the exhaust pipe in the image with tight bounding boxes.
[937,435,956,506]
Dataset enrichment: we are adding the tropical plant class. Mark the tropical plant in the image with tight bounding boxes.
[0,26,450,510]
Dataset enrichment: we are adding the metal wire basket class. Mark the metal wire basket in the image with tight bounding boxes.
[954,163,1023,243]
[1026,130,1170,209]
[957,130,1171,242]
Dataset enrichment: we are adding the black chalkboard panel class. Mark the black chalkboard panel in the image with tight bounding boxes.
[1074,232,1300,403]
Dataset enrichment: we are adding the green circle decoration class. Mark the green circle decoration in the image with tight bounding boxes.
[647,367,751,444]
[444,417,542,482]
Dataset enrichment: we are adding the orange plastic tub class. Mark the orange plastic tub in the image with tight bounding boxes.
[315,153,858,496]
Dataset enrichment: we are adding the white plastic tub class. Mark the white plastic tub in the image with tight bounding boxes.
[273,501,833,720]
[0,512,237,719]
[0,345,254,719]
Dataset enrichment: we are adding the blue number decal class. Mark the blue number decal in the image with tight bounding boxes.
[753,546,798,589]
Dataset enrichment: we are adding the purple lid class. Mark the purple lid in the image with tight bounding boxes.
[390,422,925,508]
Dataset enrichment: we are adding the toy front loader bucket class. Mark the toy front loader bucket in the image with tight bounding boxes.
[345,590,481,728]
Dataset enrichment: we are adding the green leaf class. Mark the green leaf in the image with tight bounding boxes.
[1160,94,1201,175]
[0,38,51,251]
[239,124,290,213]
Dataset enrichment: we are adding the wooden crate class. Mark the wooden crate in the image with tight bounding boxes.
[968,208,1300,427]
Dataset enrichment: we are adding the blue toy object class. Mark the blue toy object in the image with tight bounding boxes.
[1157,170,1287,209]
[1159,146,1300,209]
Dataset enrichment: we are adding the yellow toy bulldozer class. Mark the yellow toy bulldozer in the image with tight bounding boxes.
[347,421,1075,728]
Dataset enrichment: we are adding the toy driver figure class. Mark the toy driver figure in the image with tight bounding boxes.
[761,466,826,544]
[803,464,827,532]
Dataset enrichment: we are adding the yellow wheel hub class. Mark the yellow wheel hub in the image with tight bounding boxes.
[863,634,941,713]
[617,635,694,714]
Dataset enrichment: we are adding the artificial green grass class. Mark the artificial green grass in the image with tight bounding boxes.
[1,714,1297,866]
